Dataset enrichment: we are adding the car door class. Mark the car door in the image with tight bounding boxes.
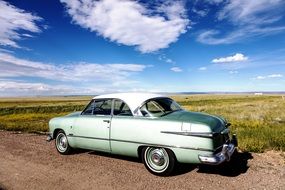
[72,99,112,152]
[109,99,137,156]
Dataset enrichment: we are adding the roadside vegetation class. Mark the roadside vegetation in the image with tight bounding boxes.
[0,95,284,152]
[0,97,90,132]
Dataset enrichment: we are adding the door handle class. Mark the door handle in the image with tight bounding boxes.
[103,120,110,123]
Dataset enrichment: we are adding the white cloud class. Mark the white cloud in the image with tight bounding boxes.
[158,54,175,64]
[198,26,285,45]
[0,80,122,96]
[111,80,139,87]
[229,70,238,74]
[197,0,285,44]
[192,7,208,17]
[268,74,283,78]
[0,48,14,53]
[256,76,266,80]
[0,1,42,48]
[0,81,70,94]
[212,53,248,63]
[205,0,223,4]
[60,0,189,53]
[253,74,283,80]
[217,0,283,25]
[165,58,174,64]
[197,29,243,45]
[0,53,150,96]
[198,67,207,71]
[170,67,182,72]
[0,78,161,96]
[0,52,147,82]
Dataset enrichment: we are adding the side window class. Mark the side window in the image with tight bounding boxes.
[113,99,133,116]
[93,99,112,115]
[82,100,95,115]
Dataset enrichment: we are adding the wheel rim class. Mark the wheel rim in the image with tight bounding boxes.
[56,133,68,152]
[145,147,169,173]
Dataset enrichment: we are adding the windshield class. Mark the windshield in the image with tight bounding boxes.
[140,98,182,117]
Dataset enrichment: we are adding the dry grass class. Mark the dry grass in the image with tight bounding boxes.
[0,96,90,132]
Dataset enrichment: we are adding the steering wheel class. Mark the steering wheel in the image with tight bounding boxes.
[94,107,104,112]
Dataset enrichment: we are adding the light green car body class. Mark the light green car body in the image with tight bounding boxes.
[48,95,236,165]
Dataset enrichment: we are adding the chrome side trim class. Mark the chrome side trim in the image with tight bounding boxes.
[67,135,108,141]
[111,138,213,152]
[67,135,213,152]
[160,131,217,138]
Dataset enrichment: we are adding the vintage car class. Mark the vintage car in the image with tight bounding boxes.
[47,93,237,176]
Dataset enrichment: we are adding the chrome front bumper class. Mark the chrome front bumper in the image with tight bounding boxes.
[46,133,53,142]
[198,134,238,165]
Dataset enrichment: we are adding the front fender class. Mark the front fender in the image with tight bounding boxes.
[48,116,77,147]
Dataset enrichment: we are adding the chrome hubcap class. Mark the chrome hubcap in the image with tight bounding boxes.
[151,151,165,166]
[56,133,68,152]
[145,147,169,173]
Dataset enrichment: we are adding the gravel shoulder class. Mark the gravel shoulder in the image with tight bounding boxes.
[0,131,284,190]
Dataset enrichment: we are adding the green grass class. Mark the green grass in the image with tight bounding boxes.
[0,97,90,132]
[0,94,284,152]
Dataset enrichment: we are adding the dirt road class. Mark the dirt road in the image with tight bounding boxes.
[0,131,284,190]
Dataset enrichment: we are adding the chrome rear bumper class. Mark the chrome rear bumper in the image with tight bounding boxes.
[198,134,237,165]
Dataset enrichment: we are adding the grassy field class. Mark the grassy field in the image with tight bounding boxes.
[0,94,284,152]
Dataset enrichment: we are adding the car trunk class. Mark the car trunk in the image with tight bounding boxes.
[163,110,226,133]
[163,110,230,150]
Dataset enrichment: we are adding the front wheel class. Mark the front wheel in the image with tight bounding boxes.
[142,147,176,176]
[55,130,72,155]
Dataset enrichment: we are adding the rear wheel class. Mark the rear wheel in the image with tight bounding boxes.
[55,130,71,155]
[142,147,176,176]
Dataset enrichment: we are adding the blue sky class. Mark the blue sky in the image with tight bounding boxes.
[0,0,285,96]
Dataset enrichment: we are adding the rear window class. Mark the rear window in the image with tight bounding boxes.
[140,98,182,117]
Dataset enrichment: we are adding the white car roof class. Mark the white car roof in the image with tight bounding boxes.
[93,93,166,115]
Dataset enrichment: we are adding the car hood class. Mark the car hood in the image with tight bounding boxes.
[162,110,226,132]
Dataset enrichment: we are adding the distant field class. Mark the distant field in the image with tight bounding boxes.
[0,96,91,132]
[0,94,284,152]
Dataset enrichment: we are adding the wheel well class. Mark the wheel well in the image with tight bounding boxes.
[53,128,63,139]
[137,146,145,160]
